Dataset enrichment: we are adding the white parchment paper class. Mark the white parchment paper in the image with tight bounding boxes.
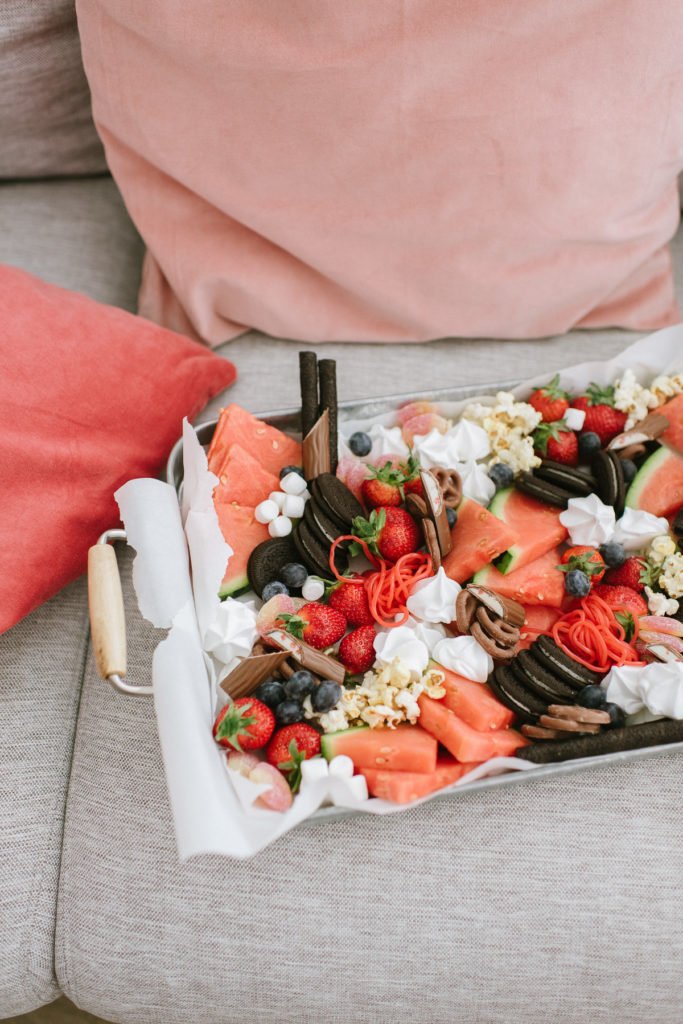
[116,325,683,860]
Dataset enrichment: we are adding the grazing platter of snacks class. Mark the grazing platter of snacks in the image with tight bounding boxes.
[92,326,683,857]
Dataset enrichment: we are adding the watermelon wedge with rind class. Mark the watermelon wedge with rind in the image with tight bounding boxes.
[208,404,302,478]
[216,503,270,597]
[213,443,281,508]
[320,724,437,774]
[489,487,568,574]
[433,664,514,731]
[441,497,520,584]
[625,445,683,519]
[659,393,683,455]
[472,546,565,608]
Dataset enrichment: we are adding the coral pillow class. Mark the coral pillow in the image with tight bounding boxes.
[0,265,235,633]
[77,1,683,344]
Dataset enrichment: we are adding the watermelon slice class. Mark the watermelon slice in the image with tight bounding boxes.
[488,487,568,573]
[518,605,563,648]
[213,443,280,507]
[417,695,527,761]
[361,756,480,803]
[215,503,269,597]
[659,393,683,455]
[434,664,514,731]
[320,724,437,774]
[441,497,519,584]
[625,445,683,518]
[208,404,302,477]
[472,546,565,608]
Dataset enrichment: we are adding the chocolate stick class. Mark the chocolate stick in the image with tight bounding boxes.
[318,358,338,473]
[299,352,319,439]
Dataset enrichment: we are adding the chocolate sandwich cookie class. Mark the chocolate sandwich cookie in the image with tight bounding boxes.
[532,635,602,688]
[294,520,347,579]
[487,664,547,724]
[516,472,574,509]
[247,537,300,598]
[591,449,625,515]
[304,499,345,547]
[516,717,683,764]
[311,474,364,529]
[511,650,578,704]
[534,460,596,497]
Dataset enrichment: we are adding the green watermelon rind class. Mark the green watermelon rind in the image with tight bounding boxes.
[488,488,525,574]
[218,574,251,600]
[320,725,369,761]
[625,445,675,510]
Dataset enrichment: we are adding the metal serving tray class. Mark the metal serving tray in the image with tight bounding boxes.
[165,382,683,826]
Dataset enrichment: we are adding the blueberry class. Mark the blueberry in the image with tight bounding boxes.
[564,569,591,597]
[599,542,626,569]
[620,458,637,484]
[275,699,304,726]
[254,679,286,709]
[279,562,308,589]
[284,670,316,701]
[311,679,343,713]
[576,684,606,709]
[603,702,626,729]
[261,580,289,601]
[488,463,514,490]
[446,507,458,528]
[279,464,304,480]
[349,431,372,457]
[578,431,602,457]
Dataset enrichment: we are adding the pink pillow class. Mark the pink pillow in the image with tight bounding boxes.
[0,265,235,633]
[78,1,683,343]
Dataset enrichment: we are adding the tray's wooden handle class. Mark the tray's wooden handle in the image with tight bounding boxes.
[88,542,127,679]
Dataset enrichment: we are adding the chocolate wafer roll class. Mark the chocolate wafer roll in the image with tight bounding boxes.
[299,351,319,438]
[318,358,338,472]
[517,718,683,764]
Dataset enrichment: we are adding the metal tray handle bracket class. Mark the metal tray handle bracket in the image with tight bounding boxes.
[87,529,153,696]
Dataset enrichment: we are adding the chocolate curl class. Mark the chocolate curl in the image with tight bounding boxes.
[318,358,338,473]
[302,408,331,481]
[299,351,319,439]
[220,650,289,699]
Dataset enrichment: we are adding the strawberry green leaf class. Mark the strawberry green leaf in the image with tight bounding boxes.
[277,739,307,793]
[615,611,636,642]
[586,382,616,408]
[537,374,569,401]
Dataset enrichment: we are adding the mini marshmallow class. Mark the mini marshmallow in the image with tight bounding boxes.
[280,471,308,496]
[268,490,287,510]
[282,494,306,519]
[254,499,280,524]
[300,758,330,785]
[328,754,354,780]
[268,516,293,538]
[301,488,311,501]
[342,775,369,802]
[564,407,586,431]
[302,577,325,601]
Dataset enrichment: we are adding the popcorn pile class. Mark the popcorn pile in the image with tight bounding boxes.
[613,369,683,429]
[463,391,542,474]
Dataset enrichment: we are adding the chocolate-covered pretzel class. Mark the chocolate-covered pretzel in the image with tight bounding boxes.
[429,467,462,509]
[455,589,478,632]
[475,605,520,645]
[470,621,517,660]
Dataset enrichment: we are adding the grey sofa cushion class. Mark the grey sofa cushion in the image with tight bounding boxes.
[0,173,144,1018]
[58,316,683,1022]
[0,1,106,179]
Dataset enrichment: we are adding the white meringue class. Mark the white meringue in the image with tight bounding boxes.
[613,508,670,553]
[373,626,430,680]
[605,663,683,719]
[405,617,448,654]
[559,493,615,547]
[368,424,410,460]
[406,567,461,624]
[413,420,490,470]
[456,459,496,506]
[432,635,493,683]
[204,598,258,668]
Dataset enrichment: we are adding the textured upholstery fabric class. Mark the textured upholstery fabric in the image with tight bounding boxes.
[0,0,106,178]
[59,317,683,1023]
[0,175,145,1018]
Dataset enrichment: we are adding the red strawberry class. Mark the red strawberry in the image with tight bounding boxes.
[339,625,377,674]
[604,557,655,592]
[266,723,321,792]
[279,602,347,649]
[571,383,627,446]
[328,578,374,626]
[559,545,605,584]
[213,697,275,751]
[529,374,570,423]
[593,584,648,619]
[533,420,578,466]
[361,460,406,508]
[351,507,421,563]
[403,476,425,499]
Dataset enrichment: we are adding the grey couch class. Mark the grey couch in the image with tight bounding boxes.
[2,5,683,1022]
